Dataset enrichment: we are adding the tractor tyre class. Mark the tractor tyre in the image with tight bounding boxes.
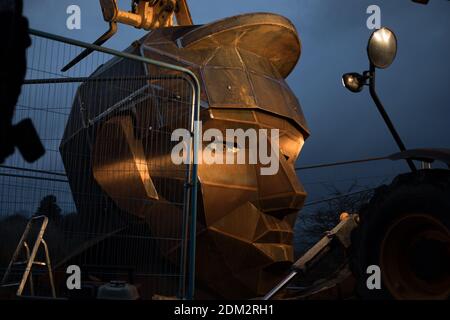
[350,169,450,299]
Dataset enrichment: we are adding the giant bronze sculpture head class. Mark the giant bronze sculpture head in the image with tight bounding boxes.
[61,13,309,299]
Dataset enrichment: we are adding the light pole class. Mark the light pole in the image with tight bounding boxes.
[342,27,416,172]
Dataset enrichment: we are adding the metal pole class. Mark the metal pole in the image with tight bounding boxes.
[368,65,416,172]
[186,88,200,300]
[0,164,66,176]
[263,271,298,300]
[23,75,186,85]
[179,78,196,300]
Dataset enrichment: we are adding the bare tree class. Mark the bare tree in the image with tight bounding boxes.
[296,182,373,252]
[35,194,62,222]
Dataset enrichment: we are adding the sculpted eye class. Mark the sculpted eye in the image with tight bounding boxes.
[280,149,290,161]
[205,141,240,154]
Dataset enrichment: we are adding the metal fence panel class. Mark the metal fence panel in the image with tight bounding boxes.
[0,30,200,299]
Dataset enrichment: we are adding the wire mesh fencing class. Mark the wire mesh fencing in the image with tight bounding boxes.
[0,30,199,299]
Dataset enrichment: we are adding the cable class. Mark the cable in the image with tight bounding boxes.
[296,156,388,171]
[303,188,376,207]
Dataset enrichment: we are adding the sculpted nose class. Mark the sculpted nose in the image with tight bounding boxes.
[255,159,306,217]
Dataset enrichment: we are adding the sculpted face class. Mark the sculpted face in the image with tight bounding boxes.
[61,13,309,299]
[194,112,307,298]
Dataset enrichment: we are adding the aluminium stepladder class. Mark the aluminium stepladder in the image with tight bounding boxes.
[0,215,56,298]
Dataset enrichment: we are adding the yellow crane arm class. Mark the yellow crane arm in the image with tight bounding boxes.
[62,0,193,71]
[100,0,192,30]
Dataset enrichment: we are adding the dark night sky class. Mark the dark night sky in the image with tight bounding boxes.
[6,1,449,246]
[22,0,450,192]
